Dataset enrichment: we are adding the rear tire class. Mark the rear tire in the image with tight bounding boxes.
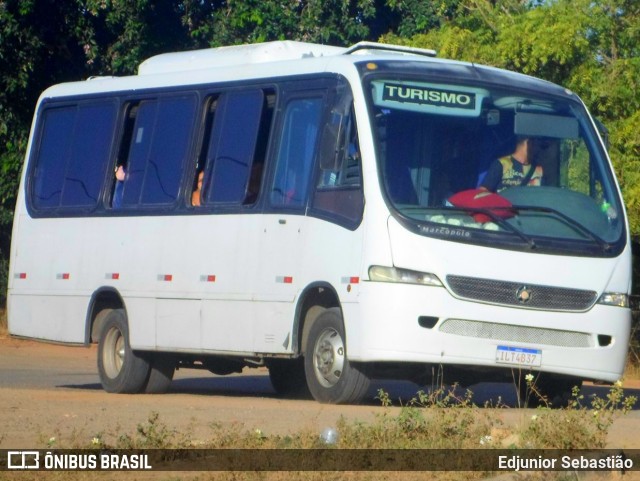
[304,308,370,404]
[97,309,151,393]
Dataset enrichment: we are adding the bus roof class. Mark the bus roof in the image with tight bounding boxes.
[38,41,569,103]
[137,41,437,76]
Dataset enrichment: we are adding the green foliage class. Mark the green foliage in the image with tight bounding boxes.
[83,1,196,75]
[349,386,502,449]
[189,0,379,47]
[116,411,178,449]
[494,1,591,83]
[520,381,637,448]
[189,0,301,46]
[297,0,377,45]
[384,0,461,38]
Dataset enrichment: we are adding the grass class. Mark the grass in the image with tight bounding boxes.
[0,382,633,481]
[519,380,636,449]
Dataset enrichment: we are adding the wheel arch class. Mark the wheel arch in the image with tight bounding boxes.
[293,282,342,356]
[84,287,126,345]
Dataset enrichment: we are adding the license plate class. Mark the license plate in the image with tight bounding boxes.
[495,345,542,367]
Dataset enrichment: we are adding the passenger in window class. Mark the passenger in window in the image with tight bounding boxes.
[192,171,204,207]
[480,137,545,193]
[112,164,126,208]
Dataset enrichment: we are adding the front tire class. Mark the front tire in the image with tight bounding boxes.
[97,309,151,393]
[304,308,370,404]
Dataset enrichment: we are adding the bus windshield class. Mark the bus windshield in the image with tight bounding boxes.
[366,70,624,256]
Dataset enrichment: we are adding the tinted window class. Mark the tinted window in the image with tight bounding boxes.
[32,101,117,210]
[120,95,197,207]
[270,97,323,208]
[313,109,364,226]
[204,90,265,204]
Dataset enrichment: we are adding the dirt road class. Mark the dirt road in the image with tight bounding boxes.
[1,336,639,450]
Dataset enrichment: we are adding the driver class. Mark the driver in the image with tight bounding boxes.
[480,136,544,192]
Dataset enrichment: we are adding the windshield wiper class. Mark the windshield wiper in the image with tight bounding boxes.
[511,204,611,252]
[441,206,537,249]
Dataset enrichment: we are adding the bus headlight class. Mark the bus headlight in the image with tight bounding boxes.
[597,293,629,308]
[368,266,443,287]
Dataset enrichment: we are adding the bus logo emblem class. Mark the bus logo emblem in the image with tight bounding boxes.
[516,286,532,304]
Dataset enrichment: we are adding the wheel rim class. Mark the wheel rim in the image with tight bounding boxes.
[312,327,345,388]
[103,326,125,379]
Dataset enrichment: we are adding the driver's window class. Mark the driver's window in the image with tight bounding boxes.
[270,97,323,208]
[312,108,364,226]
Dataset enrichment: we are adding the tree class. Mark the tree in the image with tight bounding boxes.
[83,0,198,75]
[187,0,380,47]
[384,0,461,38]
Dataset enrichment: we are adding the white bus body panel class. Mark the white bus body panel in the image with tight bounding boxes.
[343,215,631,382]
[387,216,631,294]
[8,209,364,353]
[355,282,630,382]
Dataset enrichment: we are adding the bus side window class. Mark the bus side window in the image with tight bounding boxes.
[119,95,197,208]
[312,108,364,225]
[270,97,323,208]
[32,101,117,211]
[200,89,272,206]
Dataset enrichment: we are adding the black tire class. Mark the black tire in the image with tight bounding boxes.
[144,355,175,394]
[519,373,582,408]
[97,309,151,393]
[303,307,371,404]
[268,358,311,399]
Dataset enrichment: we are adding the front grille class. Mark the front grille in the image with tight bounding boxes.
[446,275,597,311]
[439,319,593,348]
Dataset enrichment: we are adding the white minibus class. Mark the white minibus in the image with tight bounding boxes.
[8,41,632,404]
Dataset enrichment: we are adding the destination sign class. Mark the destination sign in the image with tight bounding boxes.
[382,83,476,110]
[372,80,486,117]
